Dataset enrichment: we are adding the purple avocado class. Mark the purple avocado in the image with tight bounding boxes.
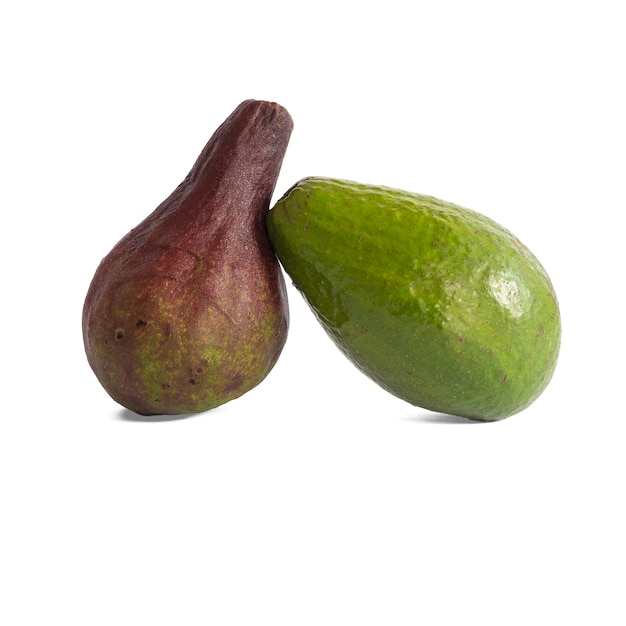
[83,100,293,415]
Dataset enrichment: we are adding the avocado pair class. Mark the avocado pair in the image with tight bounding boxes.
[83,100,560,420]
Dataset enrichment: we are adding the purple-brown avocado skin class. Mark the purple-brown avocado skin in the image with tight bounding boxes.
[83,100,293,415]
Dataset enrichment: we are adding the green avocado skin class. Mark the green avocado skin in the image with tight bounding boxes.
[267,177,561,421]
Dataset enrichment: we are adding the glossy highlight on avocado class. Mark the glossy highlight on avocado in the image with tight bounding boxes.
[267,177,561,421]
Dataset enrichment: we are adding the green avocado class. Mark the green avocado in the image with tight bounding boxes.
[267,177,561,421]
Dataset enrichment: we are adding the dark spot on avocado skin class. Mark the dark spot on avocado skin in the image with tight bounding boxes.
[136,319,147,327]
[225,374,244,393]
[501,374,507,384]
[116,329,124,340]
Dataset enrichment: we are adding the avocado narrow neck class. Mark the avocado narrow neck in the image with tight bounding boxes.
[174,100,293,230]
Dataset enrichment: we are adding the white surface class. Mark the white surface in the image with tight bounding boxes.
[1,1,624,624]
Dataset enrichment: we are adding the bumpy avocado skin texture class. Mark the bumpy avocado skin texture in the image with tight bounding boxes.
[267,177,561,421]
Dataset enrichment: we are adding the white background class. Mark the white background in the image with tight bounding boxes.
[1,1,624,624]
